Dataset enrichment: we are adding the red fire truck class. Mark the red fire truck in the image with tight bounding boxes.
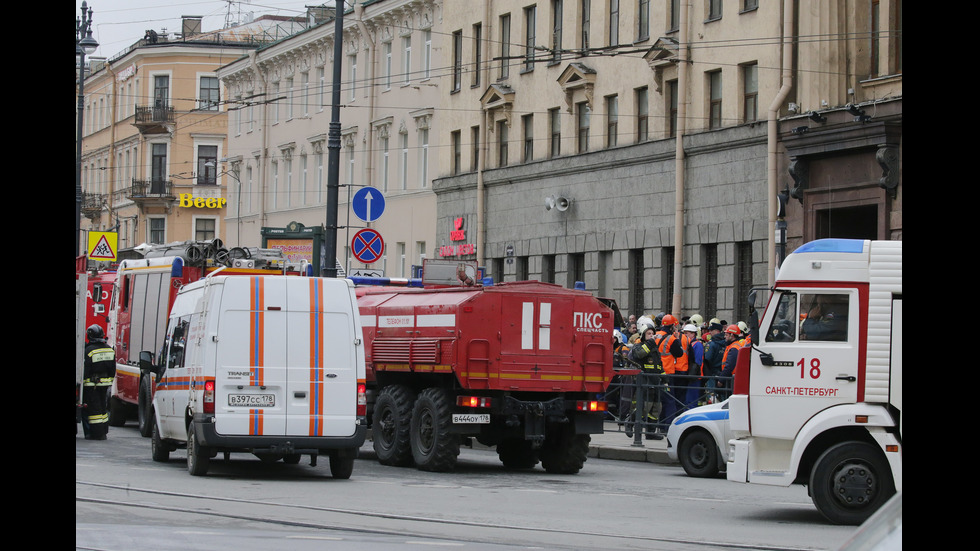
[355,261,616,473]
[107,242,309,435]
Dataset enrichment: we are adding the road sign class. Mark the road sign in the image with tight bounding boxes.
[88,231,118,261]
[352,187,386,223]
[351,228,385,264]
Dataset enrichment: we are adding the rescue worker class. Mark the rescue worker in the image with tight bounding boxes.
[627,323,665,439]
[702,321,727,402]
[718,324,743,401]
[82,325,116,440]
[656,314,686,425]
[682,324,704,407]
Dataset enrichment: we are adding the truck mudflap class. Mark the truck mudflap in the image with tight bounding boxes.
[193,415,367,452]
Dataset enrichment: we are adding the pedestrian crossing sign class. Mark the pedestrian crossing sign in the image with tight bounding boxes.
[88,231,117,261]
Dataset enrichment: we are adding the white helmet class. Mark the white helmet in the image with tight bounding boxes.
[682,324,698,333]
[613,329,624,343]
[637,316,654,330]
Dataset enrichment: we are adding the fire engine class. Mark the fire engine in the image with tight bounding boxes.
[107,240,310,435]
[355,260,616,473]
[726,239,902,525]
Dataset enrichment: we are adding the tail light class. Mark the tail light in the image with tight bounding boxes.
[203,380,216,413]
[576,400,607,412]
[456,395,492,408]
[357,382,367,417]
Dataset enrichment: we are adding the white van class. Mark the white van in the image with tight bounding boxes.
[142,274,367,477]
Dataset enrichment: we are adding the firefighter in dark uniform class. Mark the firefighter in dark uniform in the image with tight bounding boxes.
[82,325,115,440]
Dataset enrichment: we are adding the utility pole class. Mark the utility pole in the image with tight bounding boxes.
[323,2,345,277]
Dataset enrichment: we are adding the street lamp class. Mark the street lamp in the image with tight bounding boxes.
[76,1,98,259]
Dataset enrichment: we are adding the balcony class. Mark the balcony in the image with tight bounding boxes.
[81,192,106,221]
[128,178,175,209]
[134,105,175,135]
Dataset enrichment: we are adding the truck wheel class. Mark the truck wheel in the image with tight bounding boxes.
[138,376,154,437]
[809,441,896,525]
[540,426,590,474]
[186,423,210,476]
[373,385,415,466]
[329,447,358,479]
[151,421,170,462]
[497,439,540,469]
[410,387,460,472]
[108,395,128,427]
[678,429,719,478]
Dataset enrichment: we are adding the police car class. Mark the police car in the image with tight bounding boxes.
[666,399,731,478]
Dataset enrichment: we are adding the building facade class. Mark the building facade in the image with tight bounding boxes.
[78,16,307,260]
[218,0,443,277]
[433,0,902,323]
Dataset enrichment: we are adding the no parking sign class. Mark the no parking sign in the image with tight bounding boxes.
[351,228,385,264]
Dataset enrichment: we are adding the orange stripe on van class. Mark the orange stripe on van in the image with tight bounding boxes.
[249,409,264,435]
[309,278,323,436]
[250,277,265,386]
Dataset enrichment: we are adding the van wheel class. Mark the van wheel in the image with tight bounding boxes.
[410,387,459,472]
[186,424,210,476]
[373,385,415,466]
[809,441,896,525]
[678,429,719,478]
[329,447,358,479]
[540,425,590,474]
[138,377,154,437]
[151,422,170,462]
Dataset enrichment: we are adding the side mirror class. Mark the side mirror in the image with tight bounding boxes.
[138,351,160,375]
[92,283,102,303]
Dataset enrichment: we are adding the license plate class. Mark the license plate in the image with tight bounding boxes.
[228,394,275,407]
[452,413,490,424]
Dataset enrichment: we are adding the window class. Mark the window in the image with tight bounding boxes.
[424,30,432,79]
[576,101,590,153]
[667,80,678,137]
[149,218,165,244]
[743,0,759,10]
[419,128,429,187]
[402,36,412,84]
[742,63,758,123]
[285,77,294,120]
[199,76,219,111]
[383,43,392,90]
[301,71,310,115]
[381,136,390,190]
[285,156,293,206]
[471,125,481,171]
[549,107,561,157]
[734,241,753,322]
[472,23,482,87]
[348,54,357,102]
[317,67,325,109]
[451,130,462,175]
[522,114,534,162]
[542,254,556,283]
[397,242,406,277]
[767,292,850,343]
[500,14,512,79]
[151,143,167,193]
[497,120,509,167]
[551,0,563,62]
[608,0,619,45]
[708,0,722,20]
[637,0,650,41]
[400,132,409,189]
[661,247,674,313]
[452,30,463,92]
[195,218,216,241]
[669,0,680,31]
[153,75,169,108]
[580,0,591,49]
[271,82,280,123]
[197,145,217,185]
[567,252,585,288]
[272,160,279,208]
[636,86,648,141]
[708,70,722,129]
[700,244,718,317]
[524,6,536,72]
[605,94,618,148]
